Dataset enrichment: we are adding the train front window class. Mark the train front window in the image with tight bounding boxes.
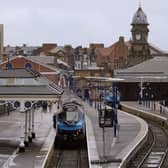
[66,112,79,122]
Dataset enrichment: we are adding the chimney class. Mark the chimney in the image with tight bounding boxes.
[119,36,124,43]
[89,43,104,49]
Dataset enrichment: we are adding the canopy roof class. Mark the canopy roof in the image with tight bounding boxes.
[0,68,63,100]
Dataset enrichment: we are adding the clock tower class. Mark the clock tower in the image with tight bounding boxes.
[128,5,151,65]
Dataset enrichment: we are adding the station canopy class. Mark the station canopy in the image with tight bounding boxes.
[0,69,64,101]
[114,57,168,83]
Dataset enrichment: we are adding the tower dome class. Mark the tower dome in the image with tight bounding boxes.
[132,7,148,25]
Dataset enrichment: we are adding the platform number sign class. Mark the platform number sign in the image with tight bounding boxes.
[24,101,32,109]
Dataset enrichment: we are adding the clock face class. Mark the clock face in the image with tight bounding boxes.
[135,33,141,40]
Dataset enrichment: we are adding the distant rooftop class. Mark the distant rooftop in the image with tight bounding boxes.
[114,57,168,82]
[0,69,38,78]
[0,68,64,98]
[132,7,148,25]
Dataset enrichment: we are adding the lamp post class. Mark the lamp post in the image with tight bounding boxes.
[67,70,74,91]
[139,78,143,104]
[112,83,117,137]
[145,92,148,108]
[145,82,150,108]
[148,86,151,108]
[151,93,154,111]
[83,76,123,140]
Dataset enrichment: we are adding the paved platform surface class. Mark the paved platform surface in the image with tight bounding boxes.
[0,104,56,168]
[122,101,168,118]
[83,102,147,168]
[0,92,148,168]
[61,91,148,168]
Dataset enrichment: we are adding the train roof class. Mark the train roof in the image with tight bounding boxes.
[62,100,82,107]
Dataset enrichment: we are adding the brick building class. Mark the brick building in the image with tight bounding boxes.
[95,36,128,70]
[94,5,168,70]
[0,24,3,61]
[0,56,58,84]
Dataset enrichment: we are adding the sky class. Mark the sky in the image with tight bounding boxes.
[0,0,168,50]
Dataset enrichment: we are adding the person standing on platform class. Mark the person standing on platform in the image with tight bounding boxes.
[48,101,52,112]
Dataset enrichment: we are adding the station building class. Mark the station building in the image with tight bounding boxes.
[74,5,168,100]
[0,24,3,61]
[114,57,168,101]
[0,55,71,89]
[113,5,168,102]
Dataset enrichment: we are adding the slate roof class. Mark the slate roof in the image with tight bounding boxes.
[0,69,37,78]
[28,55,55,65]
[114,57,168,82]
[0,85,58,95]
[125,41,168,56]
[132,7,148,25]
[0,68,64,99]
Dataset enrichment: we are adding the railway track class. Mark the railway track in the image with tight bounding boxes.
[126,121,168,168]
[0,140,18,167]
[47,141,89,168]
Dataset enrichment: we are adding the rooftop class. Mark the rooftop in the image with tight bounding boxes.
[0,68,64,98]
[0,69,38,78]
[132,7,148,25]
[114,57,168,82]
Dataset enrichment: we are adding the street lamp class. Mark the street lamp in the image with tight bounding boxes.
[84,76,123,137]
[145,92,148,108]
[102,77,123,138]
[138,78,144,104]
[151,93,155,111]
[148,86,151,108]
[145,82,150,108]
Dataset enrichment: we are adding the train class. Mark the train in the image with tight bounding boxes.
[53,100,86,146]
[104,91,120,108]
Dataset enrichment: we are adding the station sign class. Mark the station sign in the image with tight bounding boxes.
[99,108,114,128]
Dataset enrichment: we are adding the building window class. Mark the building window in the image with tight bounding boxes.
[25,63,32,70]
[83,62,88,69]
[6,63,13,69]
[75,62,81,69]
[78,63,81,69]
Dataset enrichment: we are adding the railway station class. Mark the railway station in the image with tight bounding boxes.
[1,69,168,168]
[0,3,168,168]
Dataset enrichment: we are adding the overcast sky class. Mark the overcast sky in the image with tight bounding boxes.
[0,0,168,50]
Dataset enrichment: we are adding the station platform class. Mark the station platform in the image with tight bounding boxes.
[122,101,168,118]
[0,105,56,168]
[83,102,148,168]
[0,91,148,168]
[61,91,148,168]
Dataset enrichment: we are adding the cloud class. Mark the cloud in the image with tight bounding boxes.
[0,0,167,50]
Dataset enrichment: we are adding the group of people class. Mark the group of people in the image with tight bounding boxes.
[76,88,106,107]
[42,101,53,112]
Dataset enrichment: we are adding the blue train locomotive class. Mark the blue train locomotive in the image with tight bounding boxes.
[104,91,120,108]
[53,101,85,144]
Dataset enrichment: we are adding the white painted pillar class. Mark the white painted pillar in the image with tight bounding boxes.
[31,106,36,138]
[24,110,29,146]
[19,100,26,152]
[28,109,32,143]
[19,120,25,152]
[20,100,25,112]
